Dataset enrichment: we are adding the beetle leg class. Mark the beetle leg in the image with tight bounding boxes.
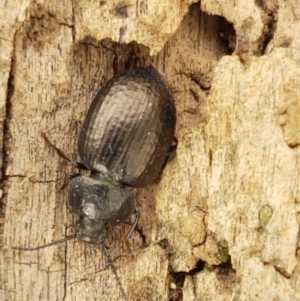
[168,136,178,154]
[160,136,178,172]
[121,207,139,258]
[126,206,140,240]
[40,132,89,170]
[102,245,127,300]
[67,172,82,179]
[58,173,82,190]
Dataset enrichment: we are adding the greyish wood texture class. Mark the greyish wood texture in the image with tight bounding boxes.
[1,0,300,301]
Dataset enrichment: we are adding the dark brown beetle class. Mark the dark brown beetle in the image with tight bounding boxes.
[70,66,176,243]
[14,66,177,299]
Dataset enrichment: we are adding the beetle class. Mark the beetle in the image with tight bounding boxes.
[13,66,177,299]
[62,66,176,244]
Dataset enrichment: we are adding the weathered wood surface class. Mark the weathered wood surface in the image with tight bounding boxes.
[1,0,300,300]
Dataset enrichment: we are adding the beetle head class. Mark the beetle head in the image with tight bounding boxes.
[67,175,136,243]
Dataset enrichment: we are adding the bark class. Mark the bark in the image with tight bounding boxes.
[1,0,300,301]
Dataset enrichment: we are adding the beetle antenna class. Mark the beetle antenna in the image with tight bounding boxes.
[12,234,77,251]
[102,244,127,301]
[40,131,89,170]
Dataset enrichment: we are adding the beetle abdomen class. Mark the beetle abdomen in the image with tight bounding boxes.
[78,66,176,187]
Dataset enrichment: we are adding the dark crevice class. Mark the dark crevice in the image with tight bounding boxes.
[214,256,234,274]
[168,256,234,301]
[156,238,175,257]
[190,73,211,91]
[5,175,26,178]
[57,22,74,29]
[168,261,205,301]
[68,278,89,285]
[189,260,206,275]
[177,71,211,91]
[29,179,60,184]
[274,265,291,279]
[208,148,213,170]
[3,48,15,179]
[189,88,200,102]
[134,225,147,245]
[262,260,291,279]
[0,29,17,248]
[71,0,76,42]
[261,11,277,53]
[254,0,278,54]
[218,16,236,54]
